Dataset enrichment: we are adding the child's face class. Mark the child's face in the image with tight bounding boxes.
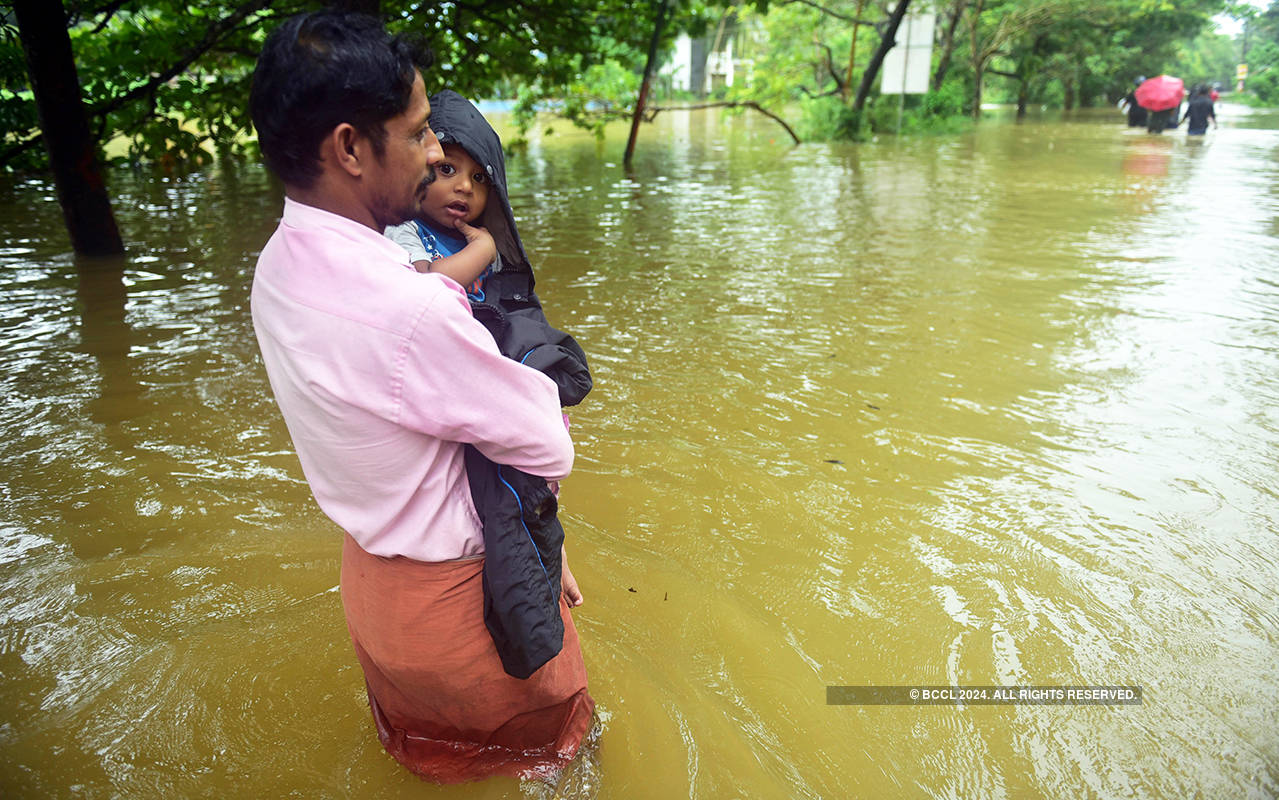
[421,143,490,229]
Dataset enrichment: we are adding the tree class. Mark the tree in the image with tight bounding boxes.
[1173,27,1239,90]
[1238,1,1279,101]
[625,0,674,166]
[850,0,911,116]
[964,0,1228,117]
[965,0,1075,119]
[3,0,287,172]
[1,0,703,174]
[2,0,714,248]
[932,0,969,91]
[725,0,937,137]
[11,0,122,255]
[620,1,803,162]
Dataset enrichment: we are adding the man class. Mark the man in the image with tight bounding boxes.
[248,11,593,782]
[1121,77,1148,128]
[1181,85,1218,136]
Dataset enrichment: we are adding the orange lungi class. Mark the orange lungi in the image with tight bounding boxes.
[340,534,594,782]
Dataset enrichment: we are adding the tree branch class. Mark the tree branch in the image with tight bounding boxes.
[781,0,875,25]
[3,0,277,168]
[0,135,43,167]
[815,40,844,89]
[646,102,801,144]
[799,85,842,98]
[88,0,133,34]
[452,1,527,42]
[90,0,275,120]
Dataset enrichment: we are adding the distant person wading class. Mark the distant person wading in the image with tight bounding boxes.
[1181,85,1219,136]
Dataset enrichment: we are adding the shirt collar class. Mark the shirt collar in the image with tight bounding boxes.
[281,196,414,267]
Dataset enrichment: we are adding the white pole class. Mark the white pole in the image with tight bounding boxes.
[897,16,911,133]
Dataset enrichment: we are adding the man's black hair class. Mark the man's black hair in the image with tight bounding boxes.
[250,11,433,188]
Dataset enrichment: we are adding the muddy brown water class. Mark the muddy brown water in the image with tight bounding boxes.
[1,105,1277,798]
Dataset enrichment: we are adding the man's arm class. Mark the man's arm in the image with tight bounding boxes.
[396,286,574,479]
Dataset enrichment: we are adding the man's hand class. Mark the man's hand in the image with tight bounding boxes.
[561,544,583,607]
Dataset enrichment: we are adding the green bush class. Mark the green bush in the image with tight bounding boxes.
[865,86,972,136]
[1247,73,1279,105]
[797,94,864,141]
[795,80,971,141]
[1245,41,1279,106]
[920,80,965,117]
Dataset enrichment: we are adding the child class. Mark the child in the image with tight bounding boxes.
[385,139,498,300]
[383,89,591,413]
[387,90,593,678]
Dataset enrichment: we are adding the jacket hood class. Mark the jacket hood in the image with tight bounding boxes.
[428,90,530,274]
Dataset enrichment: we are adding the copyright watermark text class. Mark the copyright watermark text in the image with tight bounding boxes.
[826,685,1142,705]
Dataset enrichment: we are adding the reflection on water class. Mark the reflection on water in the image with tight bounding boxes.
[1,105,1277,798]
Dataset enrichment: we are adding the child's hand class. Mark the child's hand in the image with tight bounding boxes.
[561,545,584,607]
[454,220,496,262]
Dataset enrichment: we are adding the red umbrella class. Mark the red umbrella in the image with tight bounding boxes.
[1134,75,1185,112]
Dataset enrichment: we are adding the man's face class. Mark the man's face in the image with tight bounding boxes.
[366,71,442,230]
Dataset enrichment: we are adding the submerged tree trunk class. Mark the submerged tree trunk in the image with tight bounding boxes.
[968,0,985,120]
[13,0,123,256]
[931,0,967,92]
[624,0,671,167]
[851,0,912,115]
[841,0,868,104]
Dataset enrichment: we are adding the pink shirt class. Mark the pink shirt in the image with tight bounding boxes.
[251,198,573,561]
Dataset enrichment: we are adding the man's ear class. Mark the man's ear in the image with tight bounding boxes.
[325,123,364,178]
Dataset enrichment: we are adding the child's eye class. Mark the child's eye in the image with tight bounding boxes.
[473,172,488,185]
[438,163,456,176]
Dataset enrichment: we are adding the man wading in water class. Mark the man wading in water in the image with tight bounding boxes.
[248,11,593,782]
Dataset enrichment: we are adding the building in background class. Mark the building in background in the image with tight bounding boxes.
[659,12,760,97]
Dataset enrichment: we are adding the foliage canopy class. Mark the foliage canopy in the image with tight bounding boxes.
[1,0,1266,173]
[723,0,1234,138]
[0,0,712,171]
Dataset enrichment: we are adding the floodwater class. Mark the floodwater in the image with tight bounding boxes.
[1,104,1277,799]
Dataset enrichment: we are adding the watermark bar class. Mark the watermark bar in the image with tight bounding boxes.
[826,685,1142,706]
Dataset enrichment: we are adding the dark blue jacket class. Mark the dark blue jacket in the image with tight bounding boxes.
[429,90,592,679]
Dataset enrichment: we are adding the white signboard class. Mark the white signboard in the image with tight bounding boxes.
[879,13,936,95]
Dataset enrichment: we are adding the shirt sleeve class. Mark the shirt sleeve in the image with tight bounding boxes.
[393,282,574,480]
[384,221,430,264]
